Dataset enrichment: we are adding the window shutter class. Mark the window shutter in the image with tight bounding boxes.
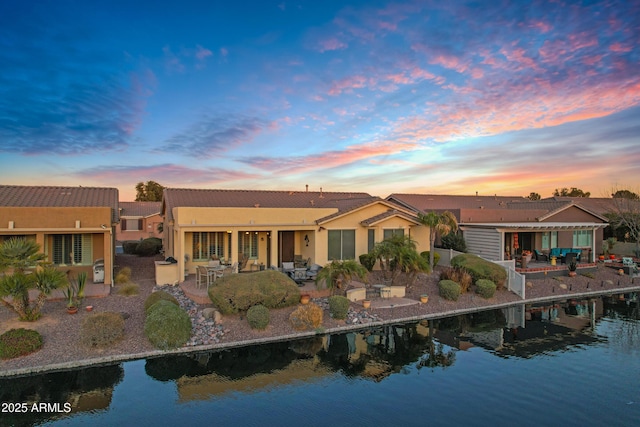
[138,219,143,230]
[121,220,127,231]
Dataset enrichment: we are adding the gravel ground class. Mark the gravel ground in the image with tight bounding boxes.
[1,257,637,376]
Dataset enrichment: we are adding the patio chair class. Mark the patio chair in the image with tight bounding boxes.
[564,252,578,266]
[534,249,548,262]
[196,266,215,289]
[306,263,322,281]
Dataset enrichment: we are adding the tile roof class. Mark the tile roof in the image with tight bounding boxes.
[163,188,378,222]
[119,201,161,218]
[387,194,608,223]
[359,209,420,226]
[0,185,119,223]
[387,193,527,212]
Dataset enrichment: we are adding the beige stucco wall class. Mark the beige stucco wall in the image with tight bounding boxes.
[165,203,429,281]
[0,207,115,285]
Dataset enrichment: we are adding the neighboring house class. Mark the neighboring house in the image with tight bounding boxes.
[116,201,162,242]
[0,185,119,285]
[162,188,427,281]
[386,194,608,262]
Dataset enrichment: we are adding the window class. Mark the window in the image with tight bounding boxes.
[367,229,375,253]
[328,230,355,260]
[383,228,404,240]
[239,232,258,259]
[192,232,225,261]
[53,234,92,265]
[573,230,592,247]
[122,219,142,231]
[541,231,558,250]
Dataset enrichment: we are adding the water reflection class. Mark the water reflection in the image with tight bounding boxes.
[2,292,638,420]
[0,364,123,426]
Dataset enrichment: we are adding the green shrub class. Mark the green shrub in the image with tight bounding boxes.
[122,241,139,254]
[289,303,324,331]
[438,280,461,301]
[439,267,473,293]
[117,283,140,296]
[115,267,132,285]
[420,251,441,267]
[136,237,162,256]
[144,290,179,313]
[450,254,506,290]
[80,312,125,347]
[328,295,350,320]
[144,300,192,350]
[441,233,467,252]
[475,279,497,299]
[208,270,300,314]
[358,253,376,272]
[246,304,270,330]
[0,329,43,359]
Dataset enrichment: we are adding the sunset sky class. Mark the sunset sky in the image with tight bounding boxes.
[1,0,639,201]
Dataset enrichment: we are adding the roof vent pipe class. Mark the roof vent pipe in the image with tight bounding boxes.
[319,187,324,198]
[306,184,308,192]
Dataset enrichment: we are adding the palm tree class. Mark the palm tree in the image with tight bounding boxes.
[315,259,367,295]
[0,238,67,321]
[418,211,459,269]
[371,234,428,285]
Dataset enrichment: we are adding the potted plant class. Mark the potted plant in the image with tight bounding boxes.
[568,259,577,277]
[605,237,617,260]
[362,299,371,309]
[420,294,429,304]
[63,283,78,314]
[300,294,310,305]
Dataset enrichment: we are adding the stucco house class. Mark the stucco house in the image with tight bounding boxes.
[0,185,119,285]
[386,194,608,262]
[116,201,162,242]
[161,188,427,282]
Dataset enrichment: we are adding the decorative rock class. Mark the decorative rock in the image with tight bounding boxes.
[526,282,533,288]
[202,308,216,319]
[559,284,567,290]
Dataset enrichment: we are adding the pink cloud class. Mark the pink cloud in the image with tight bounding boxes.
[328,74,371,96]
[195,45,213,60]
[610,42,632,53]
[318,38,348,52]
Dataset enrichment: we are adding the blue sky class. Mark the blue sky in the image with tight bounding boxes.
[1,0,639,200]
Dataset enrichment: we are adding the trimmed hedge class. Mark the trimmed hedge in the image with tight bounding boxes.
[450,253,506,290]
[122,241,139,254]
[359,253,376,272]
[0,328,43,359]
[136,237,162,256]
[144,290,179,313]
[80,312,125,347]
[289,303,324,331]
[438,280,461,301]
[144,300,192,349]
[420,251,441,267]
[208,270,300,314]
[247,304,270,330]
[328,295,350,320]
[476,279,497,299]
[439,267,473,293]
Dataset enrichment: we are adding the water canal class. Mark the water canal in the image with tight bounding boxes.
[2,293,639,427]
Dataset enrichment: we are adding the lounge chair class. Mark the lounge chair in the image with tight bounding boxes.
[534,249,548,262]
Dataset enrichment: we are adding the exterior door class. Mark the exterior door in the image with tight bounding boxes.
[279,231,295,267]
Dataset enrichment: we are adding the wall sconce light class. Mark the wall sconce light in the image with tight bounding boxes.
[304,234,309,246]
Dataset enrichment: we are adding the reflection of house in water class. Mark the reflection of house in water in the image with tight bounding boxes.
[0,364,123,425]
[459,299,606,358]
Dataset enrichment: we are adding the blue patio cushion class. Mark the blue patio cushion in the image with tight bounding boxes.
[549,248,582,258]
